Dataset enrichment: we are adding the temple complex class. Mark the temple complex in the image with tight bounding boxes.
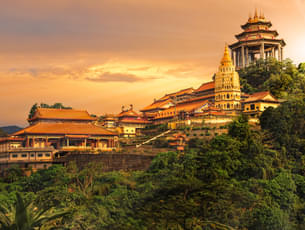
[141,43,280,125]
[0,108,118,172]
[229,9,286,69]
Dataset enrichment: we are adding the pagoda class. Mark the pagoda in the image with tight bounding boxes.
[229,9,286,69]
[214,45,241,115]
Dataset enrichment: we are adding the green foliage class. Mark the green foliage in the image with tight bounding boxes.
[260,98,305,159]
[153,138,169,148]
[0,192,69,230]
[2,94,305,229]
[238,58,304,98]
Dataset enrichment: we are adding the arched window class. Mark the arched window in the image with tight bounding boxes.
[227,103,230,109]
[227,94,230,99]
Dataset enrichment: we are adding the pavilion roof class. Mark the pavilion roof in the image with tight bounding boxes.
[119,118,151,124]
[158,87,194,101]
[13,122,117,136]
[29,108,96,122]
[154,100,209,119]
[235,30,279,40]
[194,81,215,93]
[229,38,286,48]
[243,91,279,103]
[117,109,139,118]
[141,98,173,112]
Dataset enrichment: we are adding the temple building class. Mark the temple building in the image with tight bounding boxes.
[0,108,118,172]
[141,88,193,119]
[214,45,241,114]
[229,9,286,69]
[243,91,280,117]
[141,43,280,125]
[113,105,151,137]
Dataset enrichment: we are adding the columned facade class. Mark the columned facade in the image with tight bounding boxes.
[229,10,285,69]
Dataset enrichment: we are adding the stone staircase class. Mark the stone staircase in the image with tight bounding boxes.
[136,130,172,148]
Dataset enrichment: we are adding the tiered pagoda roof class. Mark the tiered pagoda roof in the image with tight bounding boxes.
[28,108,96,122]
[230,10,286,48]
[13,122,116,136]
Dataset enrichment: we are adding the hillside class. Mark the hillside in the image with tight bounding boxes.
[0,126,23,135]
[0,59,305,230]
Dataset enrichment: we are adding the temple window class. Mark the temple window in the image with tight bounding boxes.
[250,104,255,110]
[227,103,230,109]
[227,94,230,99]
[38,153,43,157]
[12,154,18,158]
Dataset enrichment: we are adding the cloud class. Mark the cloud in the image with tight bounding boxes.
[86,72,155,83]
[127,66,151,71]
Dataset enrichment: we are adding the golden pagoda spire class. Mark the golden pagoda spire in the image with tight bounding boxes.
[220,44,233,67]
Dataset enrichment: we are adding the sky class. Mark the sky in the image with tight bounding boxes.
[0,0,304,127]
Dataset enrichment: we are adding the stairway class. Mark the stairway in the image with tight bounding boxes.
[136,130,172,148]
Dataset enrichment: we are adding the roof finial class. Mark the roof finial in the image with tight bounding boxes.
[248,12,252,22]
[220,43,233,67]
[254,8,258,19]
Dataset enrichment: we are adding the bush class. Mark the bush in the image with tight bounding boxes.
[153,138,169,148]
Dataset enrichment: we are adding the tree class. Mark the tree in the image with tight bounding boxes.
[0,192,69,230]
[238,58,300,98]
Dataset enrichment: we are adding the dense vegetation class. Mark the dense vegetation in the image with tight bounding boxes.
[238,58,305,98]
[1,59,305,229]
[1,102,305,229]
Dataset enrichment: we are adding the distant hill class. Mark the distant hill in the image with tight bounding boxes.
[0,128,6,137]
[0,126,23,135]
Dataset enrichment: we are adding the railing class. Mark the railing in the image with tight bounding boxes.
[136,130,172,148]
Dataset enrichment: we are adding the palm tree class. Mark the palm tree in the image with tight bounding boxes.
[0,192,69,230]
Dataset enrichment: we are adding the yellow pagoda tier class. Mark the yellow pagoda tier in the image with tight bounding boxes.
[214,45,241,115]
[229,9,286,69]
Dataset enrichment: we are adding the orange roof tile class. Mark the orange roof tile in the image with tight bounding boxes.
[194,81,215,93]
[29,108,96,121]
[155,100,209,119]
[158,88,194,101]
[178,94,215,104]
[141,99,173,112]
[117,109,139,118]
[244,91,279,103]
[119,118,151,124]
[13,122,117,136]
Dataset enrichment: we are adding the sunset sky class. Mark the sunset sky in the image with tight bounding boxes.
[0,0,305,126]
